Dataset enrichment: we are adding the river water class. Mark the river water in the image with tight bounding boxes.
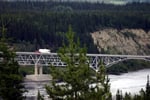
[109,69,150,96]
[24,69,150,99]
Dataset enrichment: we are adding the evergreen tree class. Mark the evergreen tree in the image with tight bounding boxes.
[86,62,112,100]
[0,25,25,100]
[145,75,150,100]
[116,90,122,100]
[37,90,44,100]
[138,88,145,100]
[45,26,111,100]
[124,92,132,100]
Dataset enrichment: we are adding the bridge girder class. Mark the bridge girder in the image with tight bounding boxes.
[14,52,150,71]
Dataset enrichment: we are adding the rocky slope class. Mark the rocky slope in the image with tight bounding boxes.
[91,28,150,55]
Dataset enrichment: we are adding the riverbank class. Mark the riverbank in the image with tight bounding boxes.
[107,60,150,75]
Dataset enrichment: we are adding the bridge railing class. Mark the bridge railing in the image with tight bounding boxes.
[1,51,150,71]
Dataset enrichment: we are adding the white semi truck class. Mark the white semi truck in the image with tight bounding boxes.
[38,49,51,53]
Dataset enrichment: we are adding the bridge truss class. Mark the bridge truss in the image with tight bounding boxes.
[16,52,150,72]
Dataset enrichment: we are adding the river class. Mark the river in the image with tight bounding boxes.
[24,69,150,99]
[109,69,150,96]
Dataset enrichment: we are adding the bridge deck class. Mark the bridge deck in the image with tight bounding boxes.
[1,52,150,70]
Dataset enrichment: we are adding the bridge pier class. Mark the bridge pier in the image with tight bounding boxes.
[34,64,38,75]
[34,64,43,75]
[39,66,43,75]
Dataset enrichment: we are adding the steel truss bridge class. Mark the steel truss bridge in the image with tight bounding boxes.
[15,52,150,75]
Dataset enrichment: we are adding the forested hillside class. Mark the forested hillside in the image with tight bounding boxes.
[0,1,150,53]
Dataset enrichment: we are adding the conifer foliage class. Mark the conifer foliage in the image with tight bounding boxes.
[45,26,111,100]
[0,25,25,100]
[145,75,150,100]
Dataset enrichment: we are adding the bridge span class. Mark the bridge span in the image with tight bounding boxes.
[15,52,150,75]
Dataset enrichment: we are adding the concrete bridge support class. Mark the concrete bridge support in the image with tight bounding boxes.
[39,66,43,75]
[34,64,43,75]
[34,64,38,75]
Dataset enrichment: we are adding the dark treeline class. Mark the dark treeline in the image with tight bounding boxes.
[0,1,150,12]
[107,60,150,75]
[0,1,150,52]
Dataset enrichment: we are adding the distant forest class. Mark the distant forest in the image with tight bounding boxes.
[0,1,150,52]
